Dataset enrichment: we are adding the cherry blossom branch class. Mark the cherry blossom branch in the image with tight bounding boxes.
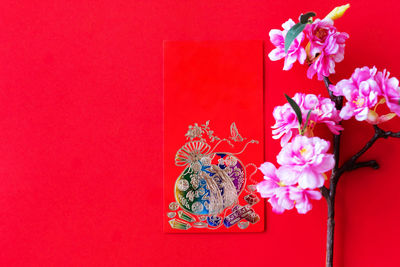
[321,78,400,184]
[322,76,400,267]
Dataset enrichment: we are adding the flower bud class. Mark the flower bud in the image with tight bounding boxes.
[325,4,350,21]
[366,110,397,124]
[366,109,379,124]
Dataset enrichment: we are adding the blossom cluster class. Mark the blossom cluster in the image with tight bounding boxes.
[330,66,400,124]
[272,93,342,146]
[258,92,340,214]
[268,11,349,80]
[257,135,334,214]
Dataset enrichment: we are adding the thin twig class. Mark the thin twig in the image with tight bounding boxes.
[347,160,379,171]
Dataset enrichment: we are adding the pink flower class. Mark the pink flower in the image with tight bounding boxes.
[331,67,381,121]
[257,162,280,198]
[290,187,322,214]
[305,18,349,80]
[271,102,299,146]
[256,161,322,214]
[257,162,295,214]
[269,186,295,214]
[304,94,343,134]
[313,96,343,134]
[276,135,334,189]
[268,19,307,70]
[257,158,326,214]
[272,93,342,146]
[298,94,342,134]
[376,69,400,116]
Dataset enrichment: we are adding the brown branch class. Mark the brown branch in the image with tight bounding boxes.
[374,124,400,138]
[339,125,400,176]
[347,160,379,171]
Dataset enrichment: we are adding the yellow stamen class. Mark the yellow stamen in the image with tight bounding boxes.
[300,148,307,156]
[374,98,386,112]
[278,181,286,187]
[353,97,365,108]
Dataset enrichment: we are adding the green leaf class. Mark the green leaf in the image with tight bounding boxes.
[284,94,302,127]
[302,109,313,134]
[299,12,316,24]
[284,23,306,53]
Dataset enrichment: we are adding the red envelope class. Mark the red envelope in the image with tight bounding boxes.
[164,41,265,233]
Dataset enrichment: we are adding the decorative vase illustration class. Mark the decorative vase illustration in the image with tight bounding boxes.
[167,121,261,230]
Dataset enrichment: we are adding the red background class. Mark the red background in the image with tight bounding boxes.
[0,1,399,266]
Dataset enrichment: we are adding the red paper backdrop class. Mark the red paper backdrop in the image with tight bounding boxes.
[0,1,399,266]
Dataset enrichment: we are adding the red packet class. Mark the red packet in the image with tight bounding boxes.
[164,41,265,233]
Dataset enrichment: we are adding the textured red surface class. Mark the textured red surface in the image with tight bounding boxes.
[164,41,264,233]
[1,1,400,266]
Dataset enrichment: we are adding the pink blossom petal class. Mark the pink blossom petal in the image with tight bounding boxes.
[257,180,278,198]
[259,162,277,179]
[283,53,297,70]
[307,190,322,200]
[269,29,284,46]
[268,48,285,61]
[268,196,286,214]
[275,187,295,210]
[354,107,369,121]
[276,165,299,186]
[339,104,354,120]
[295,201,312,214]
[313,154,335,173]
[298,169,325,189]
[298,47,307,64]
[280,130,293,147]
